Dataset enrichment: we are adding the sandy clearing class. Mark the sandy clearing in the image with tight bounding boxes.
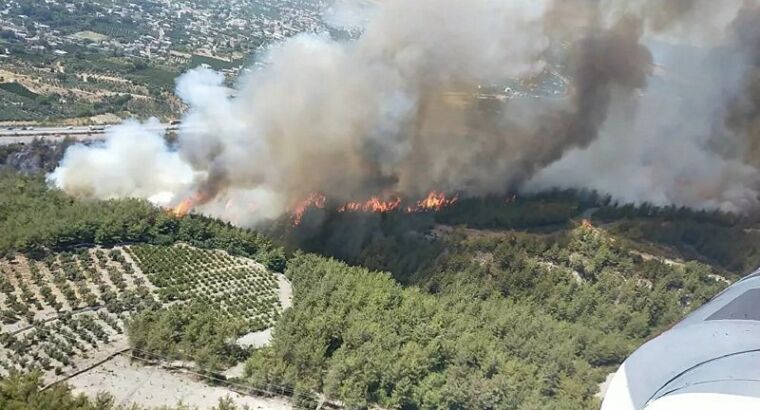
[77,73,132,84]
[537,260,584,284]
[71,31,109,42]
[89,113,123,124]
[69,355,292,410]
[629,250,685,267]
[236,328,273,349]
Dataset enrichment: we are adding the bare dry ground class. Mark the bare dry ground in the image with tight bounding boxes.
[68,354,293,410]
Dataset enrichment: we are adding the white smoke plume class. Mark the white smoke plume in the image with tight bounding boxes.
[49,119,198,202]
[50,0,760,224]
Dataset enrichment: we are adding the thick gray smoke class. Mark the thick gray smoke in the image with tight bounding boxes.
[528,0,760,212]
[50,0,760,224]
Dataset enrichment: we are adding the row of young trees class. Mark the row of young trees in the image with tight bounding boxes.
[127,245,282,331]
[0,310,125,377]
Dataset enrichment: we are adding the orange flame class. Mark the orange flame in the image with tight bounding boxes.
[172,197,195,218]
[407,191,459,212]
[291,191,459,225]
[169,192,212,218]
[292,193,327,225]
[338,196,402,213]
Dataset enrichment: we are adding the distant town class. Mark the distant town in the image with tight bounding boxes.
[1,0,328,68]
[0,0,333,123]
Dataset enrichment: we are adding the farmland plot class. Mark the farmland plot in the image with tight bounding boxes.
[0,244,283,384]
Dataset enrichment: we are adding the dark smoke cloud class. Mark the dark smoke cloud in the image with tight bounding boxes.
[726,3,760,167]
[530,16,652,170]
[529,1,760,212]
[50,0,760,223]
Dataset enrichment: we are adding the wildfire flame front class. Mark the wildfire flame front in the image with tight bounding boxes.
[291,191,460,226]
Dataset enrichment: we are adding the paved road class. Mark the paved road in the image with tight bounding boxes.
[0,124,177,145]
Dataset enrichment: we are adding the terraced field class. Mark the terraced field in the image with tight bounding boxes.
[0,244,283,384]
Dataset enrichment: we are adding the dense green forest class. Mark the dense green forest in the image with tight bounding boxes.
[245,227,728,409]
[242,191,760,408]
[127,302,248,371]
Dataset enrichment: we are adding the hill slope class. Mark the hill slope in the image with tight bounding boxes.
[247,205,737,409]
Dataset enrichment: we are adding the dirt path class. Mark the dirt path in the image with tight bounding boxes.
[276,274,293,310]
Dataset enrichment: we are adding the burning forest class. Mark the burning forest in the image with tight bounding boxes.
[47,0,760,228]
[289,191,460,226]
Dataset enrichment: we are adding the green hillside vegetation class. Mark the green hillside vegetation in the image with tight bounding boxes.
[0,83,40,99]
[189,55,243,71]
[435,193,586,230]
[13,2,144,39]
[246,220,729,409]
[127,302,248,371]
[0,85,174,123]
[126,65,181,91]
[0,173,285,271]
[596,206,760,273]
[282,192,760,279]
[252,190,760,409]
[0,51,182,122]
[126,245,283,370]
[0,172,287,387]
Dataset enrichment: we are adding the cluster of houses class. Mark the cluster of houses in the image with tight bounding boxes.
[0,0,329,69]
